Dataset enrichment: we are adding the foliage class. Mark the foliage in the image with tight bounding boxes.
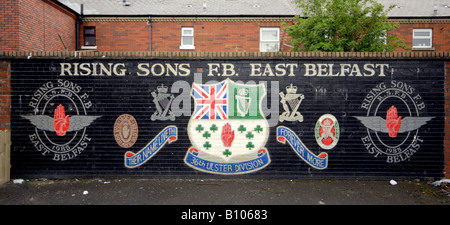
[284,0,409,52]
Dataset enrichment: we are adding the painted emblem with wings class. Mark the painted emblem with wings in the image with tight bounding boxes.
[355,105,433,138]
[22,104,101,137]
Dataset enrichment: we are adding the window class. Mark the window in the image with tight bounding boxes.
[180,27,195,49]
[260,27,280,52]
[84,27,96,46]
[413,29,432,49]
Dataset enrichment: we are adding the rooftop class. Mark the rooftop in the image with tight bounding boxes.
[57,0,450,17]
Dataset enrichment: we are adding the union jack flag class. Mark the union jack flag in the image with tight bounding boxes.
[192,80,228,119]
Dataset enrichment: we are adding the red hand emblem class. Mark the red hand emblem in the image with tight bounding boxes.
[221,123,235,147]
[53,104,70,136]
[386,105,402,138]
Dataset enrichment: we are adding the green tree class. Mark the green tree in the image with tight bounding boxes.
[285,0,409,52]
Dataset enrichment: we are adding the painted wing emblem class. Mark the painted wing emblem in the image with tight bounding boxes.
[67,116,102,132]
[21,115,101,132]
[398,117,434,133]
[21,115,54,131]
[354,116,434,133]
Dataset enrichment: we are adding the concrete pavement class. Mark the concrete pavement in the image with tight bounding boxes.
[1,178,449,205]
[1,178,449,223]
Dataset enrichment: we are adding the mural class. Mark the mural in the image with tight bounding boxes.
[9,60,445,178]
[20,79,101,161]
[315,114,339,150]
[184,79,270,174]
[279,84,304,122]
[277,126,328,169]
[151,84,176,121]
[114,114,138,148]
[125,126,177,168]
[354,81,434,163]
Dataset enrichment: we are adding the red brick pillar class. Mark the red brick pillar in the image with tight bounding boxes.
[445,61,450,178]
[0,61,10,130]
[0,60,10,184]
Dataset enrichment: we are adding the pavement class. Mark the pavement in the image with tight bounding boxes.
[1,178,449,223]
[1,178,450,205]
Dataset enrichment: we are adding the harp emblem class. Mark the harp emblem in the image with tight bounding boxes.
[151,84,175,121]
[279,84,304,122]
[235,88,251,117]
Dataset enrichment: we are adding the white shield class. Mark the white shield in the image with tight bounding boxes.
[185,79,270,174]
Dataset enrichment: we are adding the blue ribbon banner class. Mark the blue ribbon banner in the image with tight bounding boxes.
[184,148,271,175]
[277,126,328,169]
[125,126,177,168]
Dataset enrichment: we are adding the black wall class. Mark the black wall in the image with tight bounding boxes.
[10,59,445,179]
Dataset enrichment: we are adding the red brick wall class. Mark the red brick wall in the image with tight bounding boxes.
[3,3,450,53]
[151,20,293,52]
[0,61,10,131]
[0,1,20,51]
[79,18,450,53]
[393,20,450,52]
[19,0,77,51]
[81,18,294,52]
[80,20,150,51]
[0,0,76,51]
[152,21,289,52]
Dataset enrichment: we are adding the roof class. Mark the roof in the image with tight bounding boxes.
[378,0,450,17]
[57,0,300,16]
[57,0,450,17]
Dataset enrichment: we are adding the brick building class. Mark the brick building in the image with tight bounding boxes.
[1,0,450,183]
[0,0,78,51]
[1,0,449,52]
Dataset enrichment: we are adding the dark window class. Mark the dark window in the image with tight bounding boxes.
[84,27,96,46]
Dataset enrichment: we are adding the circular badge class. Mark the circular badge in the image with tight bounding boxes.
[356,81,433,163]
[114,114,138,148]
[315,114,339,150]
[23,80,101,161]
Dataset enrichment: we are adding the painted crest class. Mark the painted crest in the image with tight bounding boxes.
[279,84,304,122]
[114,114,138,148]
[151,84,175,121]
[315,114,339,150]
[22,104,100,136]
[354,81,434,163]
[355,106,433,137]
[184,79,270,174]
[21,80,101,161]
